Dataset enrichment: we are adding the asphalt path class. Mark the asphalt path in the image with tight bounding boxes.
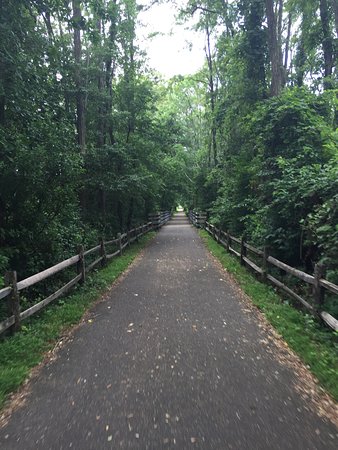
[0,213,337,449]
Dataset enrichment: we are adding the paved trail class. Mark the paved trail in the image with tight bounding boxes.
[0,213,337,449]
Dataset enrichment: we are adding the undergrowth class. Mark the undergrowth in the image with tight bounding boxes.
[0,233,155,409]
[200,230,338,402]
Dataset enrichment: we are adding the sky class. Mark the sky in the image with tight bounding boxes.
[137,1,206,78]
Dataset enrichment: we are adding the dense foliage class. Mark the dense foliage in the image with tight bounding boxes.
[0,0,186,280]
[176,0,337,289]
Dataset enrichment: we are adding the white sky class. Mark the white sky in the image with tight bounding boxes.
[137,1,206,78]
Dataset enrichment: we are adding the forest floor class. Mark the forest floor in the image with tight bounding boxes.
[0,213,337,449]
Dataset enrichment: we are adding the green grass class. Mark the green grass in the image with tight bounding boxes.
[0,233,155,409]
[200,230,338,401]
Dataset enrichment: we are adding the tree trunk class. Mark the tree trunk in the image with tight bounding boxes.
[205,23,217,166]
[295,37,306,87]
[284,13,292,70]
[106,1,118,145]
[277,0,286,85]
[99,188,106,224]
[72,0,86,153]
[0,0,5,125]
[332,0,338,37]
[42,10,54,40]
[277,0,283,51]
[57,11,70,115]
[223,0,235,37]
[320,0,334,89]
[265,0,283,96]
[0,70,4,125]
[117,200,123,230]
[126,197,134,229]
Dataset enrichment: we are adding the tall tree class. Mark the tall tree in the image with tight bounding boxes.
[265,0,283,96]
[319,0,335,89]
[72,0,86,153]
[205,21,217,166]
[333,0,338,37]
[238,0,267,101]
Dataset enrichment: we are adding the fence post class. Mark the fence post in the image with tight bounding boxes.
[5,271,20,333]
[240,236,246,266]
[127,230,130,247]
[100,238,106,267]
[226,231,230,252]
[199,213,207,229]
[77,245,86,284]
[262,246,269,282]
[217,228,221,243]
[313,263,325,310]
[118,233,123,255]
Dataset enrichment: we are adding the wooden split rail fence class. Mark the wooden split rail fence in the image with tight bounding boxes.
[188,210,207,228]
[188,212,338,332]
[0,212,171,336]
[148,211,172,229]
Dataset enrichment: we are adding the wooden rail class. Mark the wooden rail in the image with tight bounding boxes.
[188,210,207,228]
[148,211,172,229]
[0,216,170,336]
[16,255,80,291]
[190,216,337,332]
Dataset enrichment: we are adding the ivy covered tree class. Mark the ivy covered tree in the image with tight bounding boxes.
[177,0,337,288]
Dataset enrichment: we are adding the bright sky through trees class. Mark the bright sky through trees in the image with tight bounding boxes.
[138,1,205,78]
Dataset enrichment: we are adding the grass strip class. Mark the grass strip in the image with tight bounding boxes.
[0,232,155,409]
[200,230,338,401]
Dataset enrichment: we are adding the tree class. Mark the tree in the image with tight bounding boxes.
[72,0,86,153]
[238,0,267,101]
[319,0,335,89]
[265,0,283,96]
